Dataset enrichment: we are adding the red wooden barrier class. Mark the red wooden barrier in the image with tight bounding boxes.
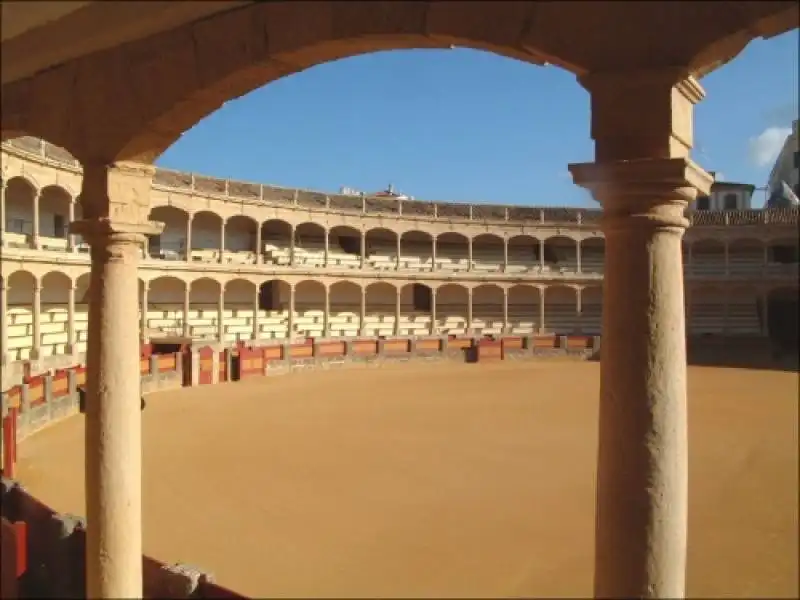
[198,346,215,385]
[2,406,18,477]
[1,518,27,598]
[218,351,228,383]
[502,336,523,351]
[52,371,70,398]
[476,338,503,361]
[566,335,593,350]
[447,337,473,350]
[383,339,409,354]
[315,341,346,357]
[262,345,283,363]
[533,335,558,348]
[238,347,264,379]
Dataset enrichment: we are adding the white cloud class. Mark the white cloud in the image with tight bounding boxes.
[748,127,791,167]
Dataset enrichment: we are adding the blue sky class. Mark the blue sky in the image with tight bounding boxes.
[158,30,798,209]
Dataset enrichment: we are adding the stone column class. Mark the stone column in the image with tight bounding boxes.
[69,200,77,252]
[686,241,693,276]
[0,277,8,364]
[575,286,583,333]
[430,288,437,335]
[539,239,545,271]
[431,236,437,272]
[396,234,402,270]
[394,287,401,336]
[685,286,693,336]
[219,219,226,264]
[185,214,193,261]
[183,284,191,338]
[69,161,164,600]
[0,179,6,248]
[761,289,770,336]
[466,288,473,333]
[538,287,546,334]
[288,285,295,340]
[502,288,509,333]
[254,222,262,265]
[323,285,330,338]
[33,190,41,249]
[217,285,225,343]
[569,69,712,600]
[360,233,366,269]
[722,295,729,336]
[576,239,582,273]
[252,286,260,342]
[359,286,366,335]
[323,229,329,268]
[467,238,473,272]
[289,227,296,267]
[67,283,76,354]
[503,238,509,272]
[140,281,149,345]
[762,243,769,266]
[31,279,42,360]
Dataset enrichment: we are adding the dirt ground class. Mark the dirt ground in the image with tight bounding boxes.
[16,361,799,598]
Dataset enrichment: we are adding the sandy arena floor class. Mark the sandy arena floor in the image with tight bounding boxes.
[16,361,799,598]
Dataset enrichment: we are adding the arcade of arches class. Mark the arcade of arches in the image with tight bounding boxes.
[1,2,798,599]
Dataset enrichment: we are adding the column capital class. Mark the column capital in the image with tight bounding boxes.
[581,67,705,162]
[79,161,155,224]
[569,157,713,228]
[69,218,163,246]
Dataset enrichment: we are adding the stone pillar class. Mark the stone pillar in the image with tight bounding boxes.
[502,238,509,272]
[69,200,77,252]
[254,222,262,265]
[466,288,473,333]
[396,234,402,270]
[576,239,582,273]
[569,68,712,600]
[289,227,296,267]
[685,286,693,336]
[538,239,545,271]
[0,277,8,364]
[761,290,770,335]
[0,179,6,248]
[722,295,729,336]
[394,287,401,336]
[430,288,437,335]
[219,219,226,264]
[502,288,509,333]
[31,280,42,360]
[359,286,366,336]
[360,232,366,269]
[67,283,76,354]
[185,214,193,261]
[69,161,164,600]
[323,229,329,268]
[140,281,149,345]
[538,287,546,334]
[323,285,330,338]
[183,285,191,338]
[467,238,473,271]
[252,286,260,342]
[431,237,437,272]
[33,190,41,249]
[575,286,583,333]
[287,285,295,340]
[217,285,225,343]
[762,243,769,266]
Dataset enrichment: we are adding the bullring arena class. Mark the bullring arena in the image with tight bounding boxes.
[1,3,800,598]
[1,137,798,598]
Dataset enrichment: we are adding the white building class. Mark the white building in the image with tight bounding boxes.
[766,120,799,207]
[693,175,756,211]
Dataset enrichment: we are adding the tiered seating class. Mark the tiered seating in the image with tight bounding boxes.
[689,250,726,276]
[581,250,604,274]
[39,235,69,251]
[689,300,725,334]
[5,305,89,360]
[397,312,431,336]
[327,305,361,337]
[544,303,580,334]
[2,231,29,248]
[727,247,764,275]
[727,299,762,335]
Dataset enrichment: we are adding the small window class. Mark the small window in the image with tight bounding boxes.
[412,284,432,312]
[723,193,738,210]
[53,214,66,237]
[695,196,710,210]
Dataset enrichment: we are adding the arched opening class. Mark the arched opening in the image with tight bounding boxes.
[690,239,725,276]
[399,283,432,336]
[766,236,799,272]
[225,215,258,264]
[399,230,433,272]
[581,286,603,335]
[147,277,187,337]
[365,228,398,271]
[508,285,540,334]
[6,270,37,360]
[294,280,326,338]
[38,185,72,250]
[328,225,362,269]
[544,285,578,335]
[472,284,504,335]
[4,176,37,248]
[224,279,257,344]
[688,286,726,336]
[767,286,799,355]
[257,279,291,340]
[295,223,327,269]
[364,282,397,337]
[148,206,190,260]
[260,219,293,266]
[543,235,577,273]
[472,234,504,273]
[39,271,72,357]
[507,235,538,273]
[189,278,223,341]
[436,233,469,272]
[726,238,764,276]
[437,283,468,335]
[328,281,362,337]
[190,211,223,262]
[580,237,605,275]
